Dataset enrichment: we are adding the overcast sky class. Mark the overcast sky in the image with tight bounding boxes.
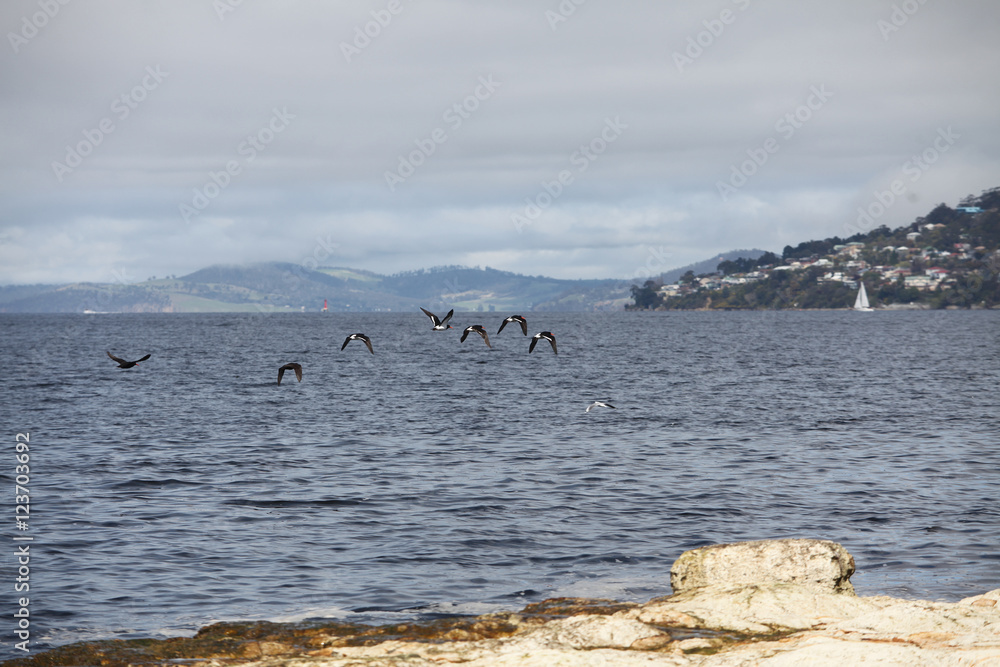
[2,0,998,284]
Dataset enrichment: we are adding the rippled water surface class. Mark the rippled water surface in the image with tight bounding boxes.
[1,311,998,658]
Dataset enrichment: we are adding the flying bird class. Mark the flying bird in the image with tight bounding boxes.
[106,351,151,369]
[585,401,616,412]
[277,363,302,385]
[341,333,374,354]
[497,315,527,336]
[460,325,492,348]
[528,331,557,355]
[420,307,454,330]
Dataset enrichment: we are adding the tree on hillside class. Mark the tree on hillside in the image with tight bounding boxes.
[630,280,660,309]
[783,238,839,260]
[756,251,781,267]
[923,204,961,227]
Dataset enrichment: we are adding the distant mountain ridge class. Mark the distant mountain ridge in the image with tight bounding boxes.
[0,263,631,313]
[0,255,773,314]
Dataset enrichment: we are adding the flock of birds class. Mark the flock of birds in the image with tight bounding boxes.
[106,308,616,412]
[420,309,559,355]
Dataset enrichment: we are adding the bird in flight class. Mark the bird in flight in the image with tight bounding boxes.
[460,325,492,348]
[277,363,302,385]
[420,307,454,330]
[497,315,527,336]
[341,333,374,354]
[106,351,151,369]
[528,331,557,354]
[585,401,616,412]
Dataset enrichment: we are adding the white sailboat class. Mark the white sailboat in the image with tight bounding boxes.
[854,282,873,311]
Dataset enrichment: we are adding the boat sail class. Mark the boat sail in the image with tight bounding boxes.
[853,282,873,311]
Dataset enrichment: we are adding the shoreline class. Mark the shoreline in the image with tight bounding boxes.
[9,539,999,666]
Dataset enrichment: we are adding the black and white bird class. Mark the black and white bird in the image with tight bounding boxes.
[420,307,454,330]
[106,351,151,369]
[528,331,557,354]
[497,314,527,336]
[585,401,616,412]
[277,363,302,385]
[460,325,492,348]
[341,333,374,354]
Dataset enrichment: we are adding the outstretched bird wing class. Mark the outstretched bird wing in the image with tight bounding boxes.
[497,319,509,335]
[361,335,374,354]
[136,354,151,363]
[517,317,527,336]
[420,307,440,325]
[478,328,491,348]
[528,337,538,353]
[548,336,558,354]
[341,336,352,351]
[106,351,127,364]
[440,309,454,325]
[277,363,302,384]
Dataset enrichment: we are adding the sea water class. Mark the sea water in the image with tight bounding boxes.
[0,310,997,659]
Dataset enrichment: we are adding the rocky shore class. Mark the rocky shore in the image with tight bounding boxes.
[12,539,1000,666]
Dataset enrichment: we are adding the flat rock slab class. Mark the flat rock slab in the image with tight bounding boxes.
[670,538,856,595]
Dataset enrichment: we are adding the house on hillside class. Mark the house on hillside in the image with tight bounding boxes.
[904,275,936,290]
[926,267,949,280]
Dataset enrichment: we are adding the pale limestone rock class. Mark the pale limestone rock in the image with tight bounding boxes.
[183,546,1000,667]
[670,538,856,595]
[225,583,1000,667]
[706,634,1000,666]
[827,596,1000,647]
[632,583,879,633]
[960,588,1000,608]
[528,614,667,649]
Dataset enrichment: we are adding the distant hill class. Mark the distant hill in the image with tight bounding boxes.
[0,263,630,313]
[634,186,1000,310]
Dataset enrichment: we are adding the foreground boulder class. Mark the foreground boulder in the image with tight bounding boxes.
[10,540,1000,666]
[670,538,856,595]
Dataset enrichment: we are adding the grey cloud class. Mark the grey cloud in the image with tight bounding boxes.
[2,0,999,284]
